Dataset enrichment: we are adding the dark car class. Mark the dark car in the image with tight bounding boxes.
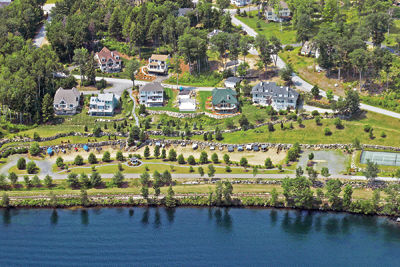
[228,145,234,152]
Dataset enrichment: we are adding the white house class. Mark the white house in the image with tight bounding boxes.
[139,82,164,107]
[251,81,298,110]
[147,54,169,74]
[53,87,81,115]
[224,77,241,89]
[231,0,251,7]
[89,93,120,116]
[265,1,291,22]
[94,47,122,73]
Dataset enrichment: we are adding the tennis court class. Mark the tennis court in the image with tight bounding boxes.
[360,151,400,166]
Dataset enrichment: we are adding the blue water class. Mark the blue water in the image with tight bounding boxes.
[0,207,399,266]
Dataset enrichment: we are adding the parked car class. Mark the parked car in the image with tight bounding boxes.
[261,145,267,151]
[246,144,252,151]
[210,146,215,151]
[192,143,198,150]
[238,146,244,152]
[253,145,259,152]
[228,145,234,152]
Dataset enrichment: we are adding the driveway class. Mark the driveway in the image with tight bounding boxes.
[33,4,55,48]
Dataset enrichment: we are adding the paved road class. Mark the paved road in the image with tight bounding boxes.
[229,9,400,120]
[33,4,55,47]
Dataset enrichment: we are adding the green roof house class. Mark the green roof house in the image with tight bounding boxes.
[211,88,238,114]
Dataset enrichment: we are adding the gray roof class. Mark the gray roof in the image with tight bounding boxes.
[179,89,191,96]
[225,77,241,84]
[140,82,164,93]
[252,81,299,100]
[53,87,80,106]
[212,88,238,106]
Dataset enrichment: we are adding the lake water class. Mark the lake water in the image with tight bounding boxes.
[0,207,400,266]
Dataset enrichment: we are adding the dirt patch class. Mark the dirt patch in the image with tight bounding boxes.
[135,145,287,166]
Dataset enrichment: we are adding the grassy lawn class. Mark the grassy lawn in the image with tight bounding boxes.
[5,94,133,139]
[148,88,181,112]
[279,47,348,96]
[5,181,378,201]
[8,165,40,175]
[235,11,297,44]
[198,91,211,112]
[220,111,400,146]
[165,71,223,87]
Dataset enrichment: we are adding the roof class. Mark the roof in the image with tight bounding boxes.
[251,81,299,100]
[179,89,191,96]
[150,54,169,61]
[225,77,241,84]
[53,87,80,105]
[207,29,223,38]
[90,93,119,105]
[140,82,164,93]
[178,8,193,17]
[212,88,238,106]
[95,47,121,63]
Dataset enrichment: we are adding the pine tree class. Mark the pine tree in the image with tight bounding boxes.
[42,93,54,123]
[165,185,176,208]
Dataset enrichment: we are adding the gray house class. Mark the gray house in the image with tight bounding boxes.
[53,87,81,115]
[252,81,299,111]
[139,82,164,107]
[89,93,120,116]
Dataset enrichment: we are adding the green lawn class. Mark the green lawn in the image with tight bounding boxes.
[165,71,223,87]
[220,111,400,146]
[148,88,181,112]
[235,12,297,44]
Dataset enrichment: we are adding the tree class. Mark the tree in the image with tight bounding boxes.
[74,155,84,166]
[112,171,125,188]
[143,146,150,159]
[343,184,353,209]
[126,59,140,88]
[366,12,390,47]
[223,154,230,165]
[44,175,53,188]
[73,48,89,81]
[2,193,10,208]
[326,179,342,208]
[270,188,279,206]
[311,85,320,99]
[23,176,31,189]
[90,171,102,188]
[177,154,185,164]
[216,0,230,9]
[253,166,258,177]
[8,172,17,187]
[26,161,37,174]
[349,49,369,90]
[211,153,219,164]
[240,157,248,168]
[102,151,111,162]
[237,62,249,78]
[67,173,80,189]
[239,35,253,63]
[168,149,177,161]
[223,181,233,203]
[207,164,216,177]
[239,115,250,130]
[29,143,40,156]
[280,64,294,86]
[363,159,379,182]
[161,149,166,159]
[265,158,273,169]
[165,185,176,208]
[17,158,26,170]
[199,151,208,164]
[88,153,97,164]
[116,151,124,161]
[32,175,41,188]
[80,189,89,207]
[169,54,182,87]
[108,9,122,39]
[198,167,205,177]
[326,90,334,102]
[153,146,160,158]
[187,155,196,165]
[42,93,54,123]
[56,157,64,168]
[80,173,90,189]
[162,170,172,186]
[93,126,102,138]
[321,167,330,177]
[215,181,223,205]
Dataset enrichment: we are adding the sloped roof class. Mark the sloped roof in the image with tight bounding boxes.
[140,82,164,92]
[212,88,238,105]
[225,77,241,84]
[150,54,169,61]
[251,81,298,100]
[53,87,80,105]
[96,47,121,62]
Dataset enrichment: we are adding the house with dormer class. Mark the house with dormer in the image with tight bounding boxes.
[147,54,169,74]
[265,1,291,22]
[95,47,122,73]
[212,88,238,114]
[53,87,81,115]
[252,81,298,110]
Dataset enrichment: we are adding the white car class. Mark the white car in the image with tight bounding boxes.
[192,143,198,150]
[246,144,252,150]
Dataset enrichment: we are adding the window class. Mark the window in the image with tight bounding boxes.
[69,104,73,108]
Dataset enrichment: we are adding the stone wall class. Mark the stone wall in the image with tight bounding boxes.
[146,109,239,119]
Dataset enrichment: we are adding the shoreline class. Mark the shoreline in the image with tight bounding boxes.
[2,195,399,221]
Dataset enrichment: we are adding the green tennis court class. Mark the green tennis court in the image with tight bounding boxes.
[360,151,400,166]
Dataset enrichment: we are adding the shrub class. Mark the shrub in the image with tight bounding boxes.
[102,151,111,162]
[225,166,232,172]
[88,153,97,164]
[284,45,294,51]
[364,125,371,132]
[324,127,332,136]
[17,158,26,170]
[178,154,185,164]
[211,153,219,164]
[74,155,84,166]
[334,118,343,129]
[116,151,124,161]
[26,161,38,174]
[187,155,196,165]
[265,158,273,169]
[29,142,40,156]
[199,151,208,164]
[311,110,319,117]
[33,132,40,141]
[56,157,64,168]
